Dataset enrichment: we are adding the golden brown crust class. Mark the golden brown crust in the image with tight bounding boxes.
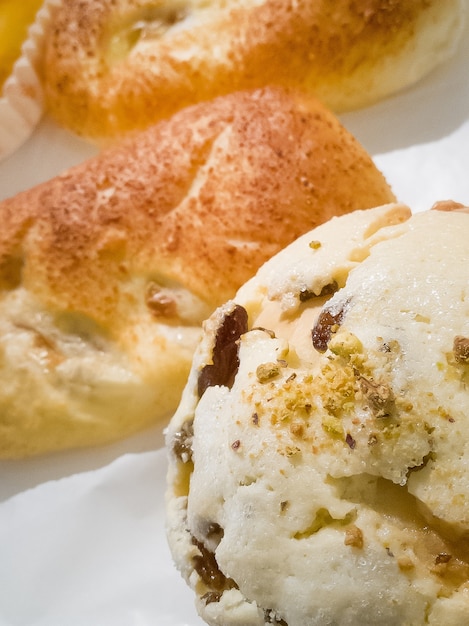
[0,87,395,328]
[42,0,465,141]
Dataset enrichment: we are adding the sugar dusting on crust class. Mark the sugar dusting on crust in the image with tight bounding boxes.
[42,0,465,140]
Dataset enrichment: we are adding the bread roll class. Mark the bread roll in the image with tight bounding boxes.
[42,0,466,142]
[0,86,395,458]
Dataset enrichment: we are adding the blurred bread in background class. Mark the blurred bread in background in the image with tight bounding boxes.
[41,0,466,143]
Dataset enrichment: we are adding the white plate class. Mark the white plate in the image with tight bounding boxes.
[0,20,468,625]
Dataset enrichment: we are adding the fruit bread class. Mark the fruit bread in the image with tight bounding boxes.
[42,0,466,142]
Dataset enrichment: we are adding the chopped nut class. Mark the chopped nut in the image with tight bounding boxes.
[290,421,305,438]
[257,362,281,383]
[322,413,344,437]
[453,335,469,363]
[344,525,363,549]
[172,420,194,463]
[329,330,363,358]
[282,445,301,457]
[397,555,415,570]
[358,374,395,418]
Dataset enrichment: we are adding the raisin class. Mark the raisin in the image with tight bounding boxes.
[198,304,248,397]
[299,280,338,302]
[202,591,222,605]
[312,299,349,353]
[435,553,452,564]
[205,522,224,544]
[264,609,288,625]
[192,536,237,593]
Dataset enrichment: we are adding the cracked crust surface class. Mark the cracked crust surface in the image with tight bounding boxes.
[166,203,469,626]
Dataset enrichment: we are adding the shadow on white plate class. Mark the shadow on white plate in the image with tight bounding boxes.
[0,421,166,502]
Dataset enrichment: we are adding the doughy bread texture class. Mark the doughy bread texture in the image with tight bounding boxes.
[0,86,395,458]
[42,0,466,142]
[166,202,469,626]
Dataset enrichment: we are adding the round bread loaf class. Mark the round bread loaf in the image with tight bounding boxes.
[166,202,469,626]
[42,0,465,142]
[0,86,395,458]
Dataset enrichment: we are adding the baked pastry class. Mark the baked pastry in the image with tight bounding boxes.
[0,0,52,160]
[0,86,395,458]
[166,202,469,626]
[42,0,466,142]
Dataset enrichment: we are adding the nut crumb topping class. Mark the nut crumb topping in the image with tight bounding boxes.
[453,335,469,363]
[344,525,363,548]
[257,362,281,383]
[397,555,415,570]
[357,374,395,418]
